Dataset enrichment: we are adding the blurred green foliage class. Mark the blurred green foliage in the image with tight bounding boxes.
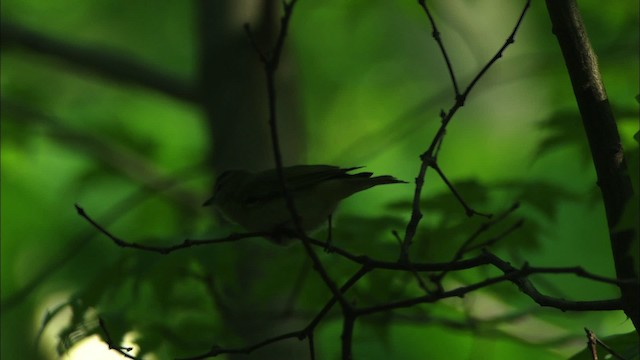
[1,0,638,359]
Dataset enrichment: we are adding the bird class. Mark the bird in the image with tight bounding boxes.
[203,165,405,243]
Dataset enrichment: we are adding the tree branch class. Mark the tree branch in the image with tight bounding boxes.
[400,0,531,262]
[245,0,351,310]
[545,0,639,333]
[0,20,197,102]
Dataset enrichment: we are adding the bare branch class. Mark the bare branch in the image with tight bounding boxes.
[75,204,269,254]
[400,0,532,262]
[486,252,626,311]
[358,264,622,318]
[99,318,136,359]
[341,312,356,360]
[456,203,520,259]
[0,20,197,102]
[584,328,628,360]
[417,0,460,97]
[244,0,351,310]
[432,163,493,218]
[176,267,370,360]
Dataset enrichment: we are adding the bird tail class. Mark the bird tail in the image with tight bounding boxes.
[349,170,407,186]
[369,175,407,185]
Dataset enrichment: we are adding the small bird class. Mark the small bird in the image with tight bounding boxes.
[203,165,405,242]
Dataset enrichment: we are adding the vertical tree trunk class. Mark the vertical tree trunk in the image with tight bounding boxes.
[197,0,307,358]
[545,0,639,335]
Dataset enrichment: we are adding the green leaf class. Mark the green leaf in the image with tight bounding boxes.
[535,111,590,165]
[617,148,640,274]
[496,180,579,221]
[56,299,99,355]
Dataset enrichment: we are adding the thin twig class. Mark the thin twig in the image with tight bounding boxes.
[177,267,371,360]
[77,205,636,291]
[463,219,524,253]
[308,332,316,360]
[430,204,521,288]
[393,230,432,294]
[304,267,371,332]
[525,266,639,286]
[3,164,204,312]
[357,261,622,317]
[455,203,520,259]
[245,0,350,309]
[485,251,626,311]
[585,328,599,360]
[98,318,136,359]
[464,1,531,98]
[417,0,460,97]
[176,331,304,360]
[432,163,492,218]
[341,312,356,360]
[179,259,625,359]
[584,328,628,360]
[75,204,270,253]
[400,0,532,262]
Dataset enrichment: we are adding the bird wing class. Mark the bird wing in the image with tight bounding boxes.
[241,165,363,204]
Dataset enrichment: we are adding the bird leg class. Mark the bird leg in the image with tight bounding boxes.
[324,214,334,253]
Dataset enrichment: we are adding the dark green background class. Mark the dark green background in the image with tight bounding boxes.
[1,1,638,359]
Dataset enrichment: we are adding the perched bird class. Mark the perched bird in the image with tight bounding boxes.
[203,165,405,242]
